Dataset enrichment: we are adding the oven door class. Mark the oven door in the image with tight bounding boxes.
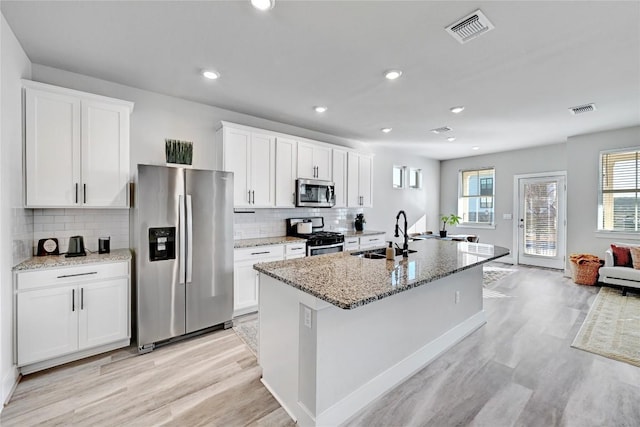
[296,179,335,207]
[308,242,344,256]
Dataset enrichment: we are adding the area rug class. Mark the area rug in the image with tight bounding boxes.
[571,287,640,367]
[483,265,517,289]
[233,320,258,355]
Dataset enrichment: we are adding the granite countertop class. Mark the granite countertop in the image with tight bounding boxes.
[234,236,307,249]
[341,230,386,237]
[14,248,132,271]
[254,239,509,310]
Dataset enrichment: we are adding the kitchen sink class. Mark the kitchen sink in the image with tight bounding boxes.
[351,247,417,259]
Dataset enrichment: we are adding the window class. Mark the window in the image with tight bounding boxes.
[393,166,406,188]
[409,168,422,189]
[459,168,495,225]
[599,148,640,232]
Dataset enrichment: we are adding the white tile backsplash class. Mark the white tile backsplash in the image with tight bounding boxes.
[233,207,363,239]
[32,208,129,254]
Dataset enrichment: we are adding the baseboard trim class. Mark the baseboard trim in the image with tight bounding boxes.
[19,339,130,375]
[1,365,19,409]
[495,256,514,265]
[316,311,487,426]
[260,378,298,423]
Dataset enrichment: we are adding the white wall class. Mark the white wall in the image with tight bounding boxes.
[440,142,567,255]
[566,126,640,258]
[440,125,640,267]
[364,146,440,240]
[1,13,32,406]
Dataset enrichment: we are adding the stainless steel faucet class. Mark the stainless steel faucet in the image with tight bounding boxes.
[394,210,409,257]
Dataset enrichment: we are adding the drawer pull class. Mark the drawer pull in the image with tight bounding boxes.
[291,248,303,251]
[57,272,98,279]
[251,251,271,255]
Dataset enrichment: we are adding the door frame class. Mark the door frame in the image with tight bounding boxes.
[512,171,568,272]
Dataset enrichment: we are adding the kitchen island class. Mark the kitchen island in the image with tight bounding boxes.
[254,239,509,427]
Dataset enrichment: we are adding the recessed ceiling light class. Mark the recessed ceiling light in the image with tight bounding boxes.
[472,146,480,150]
[384,70,403,80]
[202,70,220,80]
[251,0,275,11]
[447,137,456,142]
[381,128,392,133]
[450,106,465,114]
[314,106,327,113]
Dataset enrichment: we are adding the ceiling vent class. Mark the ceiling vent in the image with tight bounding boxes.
[569,103,596,115]
[431,126,452,134]
[446,10,495,44]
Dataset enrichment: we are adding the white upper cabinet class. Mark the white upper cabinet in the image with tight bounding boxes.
[217,123,275,208]
[347,152,373,208]
[332,148,347,208]
[297,141,332,181]
[23,80,133,208]
[275,137,297,208]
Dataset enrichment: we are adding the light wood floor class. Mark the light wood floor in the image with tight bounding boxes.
[2,264,640,426]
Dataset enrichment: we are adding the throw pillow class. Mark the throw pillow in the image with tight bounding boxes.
[611,244,632,267]
[630,247,640,269]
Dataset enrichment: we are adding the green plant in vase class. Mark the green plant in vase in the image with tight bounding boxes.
[440,214,461,238]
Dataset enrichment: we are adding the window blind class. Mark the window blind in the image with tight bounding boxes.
[599,149,640,231]
[459,168,495,225]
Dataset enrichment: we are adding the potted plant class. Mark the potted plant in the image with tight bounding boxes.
[440,214,461,238]
[354,213,366,231]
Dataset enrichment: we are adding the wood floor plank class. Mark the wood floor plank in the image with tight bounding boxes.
[2,263,639,427]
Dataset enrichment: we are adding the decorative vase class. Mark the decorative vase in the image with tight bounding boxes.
[439,230,447,238]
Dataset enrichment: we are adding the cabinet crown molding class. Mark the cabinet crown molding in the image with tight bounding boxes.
[22,79,135,112]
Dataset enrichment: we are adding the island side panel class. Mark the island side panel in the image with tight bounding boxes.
[313,266,485,426]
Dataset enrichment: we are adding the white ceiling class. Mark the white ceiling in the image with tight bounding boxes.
[2,1,639,160]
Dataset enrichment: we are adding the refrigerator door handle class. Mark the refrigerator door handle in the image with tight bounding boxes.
[186,194,193,284]
[178,195,186,284]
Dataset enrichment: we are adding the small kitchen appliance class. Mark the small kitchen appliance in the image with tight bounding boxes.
[66,236,86,257]
[98,236,111,254]
[36,238,59,256]
[286,217,344,256]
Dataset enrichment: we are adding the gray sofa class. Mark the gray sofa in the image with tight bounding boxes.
[599,244,640,295]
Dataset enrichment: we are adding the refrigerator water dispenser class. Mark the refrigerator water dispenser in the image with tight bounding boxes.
[149,227,176,261]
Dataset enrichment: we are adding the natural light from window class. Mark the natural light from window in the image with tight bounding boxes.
[459,168,495,226]
[599,148,640,232]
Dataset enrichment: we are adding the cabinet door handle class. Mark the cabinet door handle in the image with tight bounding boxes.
[248,190,251,204]
[80,288,84,310]
[57,272,97,279]
[292,192,296,205]
[75,183,78,203]
[72,289,75,312]
[252,190,255,204]
[83,184,87,203]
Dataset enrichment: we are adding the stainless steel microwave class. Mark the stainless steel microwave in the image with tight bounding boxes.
[296,179,335,208]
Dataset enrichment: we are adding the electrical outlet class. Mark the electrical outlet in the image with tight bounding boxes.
[455,290,460,304]
[303,306,312,328]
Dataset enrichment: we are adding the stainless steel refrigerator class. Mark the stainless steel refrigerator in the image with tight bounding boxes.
[133,164,233,353]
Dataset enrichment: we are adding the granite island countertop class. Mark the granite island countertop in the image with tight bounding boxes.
[254,239,509,310]
[13,248,132,271]
[234,236,307,249]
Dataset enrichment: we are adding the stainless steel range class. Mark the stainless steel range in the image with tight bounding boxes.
[286,217,344,256]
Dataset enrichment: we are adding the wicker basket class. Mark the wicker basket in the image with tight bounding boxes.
[569,254,603,286]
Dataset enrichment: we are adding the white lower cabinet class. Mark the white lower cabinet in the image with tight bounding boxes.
[359,233,386,249]
[15,260,130,372]
[234,242,306,316]
[234,245,285,317]
[344,237,360,251]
